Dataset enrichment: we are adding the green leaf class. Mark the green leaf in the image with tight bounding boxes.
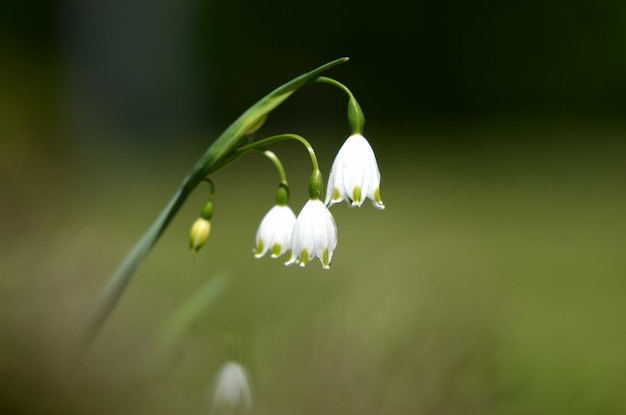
[78,57,349,354]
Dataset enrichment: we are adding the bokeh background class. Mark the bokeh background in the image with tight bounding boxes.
[2,0,626,414]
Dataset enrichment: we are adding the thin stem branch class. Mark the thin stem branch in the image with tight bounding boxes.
[260,149,288,185]
[314,76,355,99]
[234,134,320,171]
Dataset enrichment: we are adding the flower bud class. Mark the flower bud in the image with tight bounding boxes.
[190,217,211,253]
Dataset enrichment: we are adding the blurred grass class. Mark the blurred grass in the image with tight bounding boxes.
[1,122,625,414]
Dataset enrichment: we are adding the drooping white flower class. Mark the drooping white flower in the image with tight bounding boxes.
[325,134,385,209]
[285,199,337,269]
[254,204,296,259]
[208,361,252,415]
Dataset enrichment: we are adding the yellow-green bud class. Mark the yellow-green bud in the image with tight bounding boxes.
[189,217,211,253]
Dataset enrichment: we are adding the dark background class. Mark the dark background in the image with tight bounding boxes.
[2,1,626,414]
[4,0,626,144]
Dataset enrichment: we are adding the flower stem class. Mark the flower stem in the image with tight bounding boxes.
[234,134,320,172]
[314,76,365,134]
[314,76,355,99]
[260,149,288,185]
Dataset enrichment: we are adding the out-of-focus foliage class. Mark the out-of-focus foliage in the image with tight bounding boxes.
[2,1,626,414]
[2,126,626,414]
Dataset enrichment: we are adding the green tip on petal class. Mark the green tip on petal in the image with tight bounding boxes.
[352,186,362,204]
[373,188,385,209]
[300,249,309,267]
[374,188,382,203]
[322,248,330,269]
[254,238,264,257]
[271,243,282,257]
[333,188,341,201]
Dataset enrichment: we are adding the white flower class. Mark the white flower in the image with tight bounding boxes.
[208,361,252,415]
[325,134,385,209]
[254,204,296,258]
[285,199,337,269]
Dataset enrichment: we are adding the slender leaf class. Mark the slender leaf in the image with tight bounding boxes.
[78,57,349,353]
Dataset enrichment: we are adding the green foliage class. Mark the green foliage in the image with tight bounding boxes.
[79,58,349,351]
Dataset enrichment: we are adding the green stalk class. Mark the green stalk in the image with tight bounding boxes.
[233,133,320,171]
[314,76,365,134]
[261,149,288,185]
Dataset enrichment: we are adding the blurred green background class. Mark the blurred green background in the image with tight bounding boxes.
[2,0,626,414]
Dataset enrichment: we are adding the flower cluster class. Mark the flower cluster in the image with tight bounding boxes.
[253,134,383,269]
[187,67,384,270]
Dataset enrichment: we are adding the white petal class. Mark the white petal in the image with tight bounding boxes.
[325,134,383,209]
[254,205,296,258]
[288,199,337,269]
[209,361,252,414]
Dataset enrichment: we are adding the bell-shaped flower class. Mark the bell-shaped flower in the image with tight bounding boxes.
[285,199,337,269]
[325,134,384,209]
[208,361,252,415]
[254,205,296,259]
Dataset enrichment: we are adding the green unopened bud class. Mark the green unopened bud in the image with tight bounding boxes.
[276,183,289,206]
[348,97,365,135]
[308,169,323,199]
[190,217,211,253]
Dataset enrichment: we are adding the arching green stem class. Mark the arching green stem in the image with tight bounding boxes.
[234,134,320,172]
[201,177,216,196]
[260,149,288,185]
[314,76,355,98]
[314,76,365,135]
